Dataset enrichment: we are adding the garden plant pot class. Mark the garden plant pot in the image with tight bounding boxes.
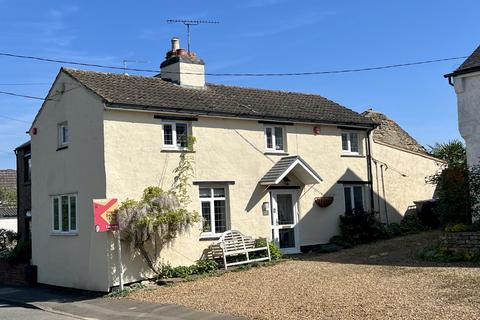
[315,196,334,208]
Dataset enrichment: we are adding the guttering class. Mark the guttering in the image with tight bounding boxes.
[105,102,377,129]
[444,66,480,87]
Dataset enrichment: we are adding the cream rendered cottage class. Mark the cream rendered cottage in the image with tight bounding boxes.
[29,38,441,291]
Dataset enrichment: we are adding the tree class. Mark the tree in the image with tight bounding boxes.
[428,139,466,167]
[427,140,471,224]
[0,187,16,207]
[117,137,198,274]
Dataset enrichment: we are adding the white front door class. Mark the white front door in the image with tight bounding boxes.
[270,190,300,254]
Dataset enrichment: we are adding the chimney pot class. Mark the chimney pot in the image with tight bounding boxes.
[171,37,180,51]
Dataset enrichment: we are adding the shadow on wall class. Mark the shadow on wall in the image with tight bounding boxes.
[244,167,435,249]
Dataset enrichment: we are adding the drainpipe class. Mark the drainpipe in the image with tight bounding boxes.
[366,128,375,213]
[380,164,389,224]
[374,160,382,216]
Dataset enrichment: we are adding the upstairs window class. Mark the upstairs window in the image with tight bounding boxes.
[163,122,189,150]
[24,154,31,183]
[58,122,69,148]
[341,132,359,154]
[343,185,364,213]
[52,194,77,233]
[199,187,228,236]
[265,126,285,152]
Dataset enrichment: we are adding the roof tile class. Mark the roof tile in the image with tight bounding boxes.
[62,68,375,127]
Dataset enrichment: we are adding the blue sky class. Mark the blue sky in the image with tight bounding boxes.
[0,0,477,168]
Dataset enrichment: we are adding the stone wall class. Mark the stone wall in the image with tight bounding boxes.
[439,232,480,252]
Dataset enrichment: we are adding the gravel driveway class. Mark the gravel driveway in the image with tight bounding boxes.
[129,231,480,319]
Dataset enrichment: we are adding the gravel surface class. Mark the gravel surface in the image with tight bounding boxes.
[129,231,480,319]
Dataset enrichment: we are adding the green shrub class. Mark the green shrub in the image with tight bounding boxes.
[329,235,353,248]
[268,241,283,260]
[159,259,219,279]
[193,259,218,274]
[251,239,282,260]
[8,240,31,265]
[419,245,480,263]
[445,223,470,233]
[385,222,403,237]
[339,210,388,245]
[400,212,428,234]
[0,229,17,251]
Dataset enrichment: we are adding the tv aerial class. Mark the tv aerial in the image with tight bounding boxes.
[166,19,219,52]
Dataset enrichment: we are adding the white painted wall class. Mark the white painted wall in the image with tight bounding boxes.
[453,72,480,165]
[371,141,442,223]
[0,217,17,232]
[31,72,110,292]
[31,70,441,291]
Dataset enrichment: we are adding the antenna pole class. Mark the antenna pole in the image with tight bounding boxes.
[166,19,219,53]
[187,24,191,53]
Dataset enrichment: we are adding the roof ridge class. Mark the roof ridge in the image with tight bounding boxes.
[59,67,375,127]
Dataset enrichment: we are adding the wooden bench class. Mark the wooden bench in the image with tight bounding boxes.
[211,230,271,270]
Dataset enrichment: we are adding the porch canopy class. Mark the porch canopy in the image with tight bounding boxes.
[260,155,322,186]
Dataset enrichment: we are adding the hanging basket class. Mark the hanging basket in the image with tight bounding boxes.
[315,196,334,208]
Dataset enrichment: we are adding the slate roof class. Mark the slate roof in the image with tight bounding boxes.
[260,155,322,185]
[62,68,375,127]
[362,110,427,154]
[0,169,16,189]
[0,207,16,218]
[446,45,480,77]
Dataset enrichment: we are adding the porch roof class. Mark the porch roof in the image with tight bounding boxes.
[260,155,322,186]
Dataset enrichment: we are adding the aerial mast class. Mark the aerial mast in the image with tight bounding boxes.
[166,19,219,53]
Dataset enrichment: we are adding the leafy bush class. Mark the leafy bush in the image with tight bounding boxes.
[399,212,428,234]
[385,222,403,237]
[250,239,283,260]
[419,245,480,263]
[268,241,283,260]
[0,229,17,251]
[329,235,353,248]
[159,259,219,279]
[330,211,429,249]
[338,210,388,245]
[444,223,470,233]
[428,166,471,224]
[8,240,31,265]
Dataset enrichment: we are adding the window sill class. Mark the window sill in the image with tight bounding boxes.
[161,148,195,153]
[264,151,289,156]
[51,232,78,236]
[341,153,364,158]
[56,145,69,151]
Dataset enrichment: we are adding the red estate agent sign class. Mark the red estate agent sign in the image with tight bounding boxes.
[93,198,118,232]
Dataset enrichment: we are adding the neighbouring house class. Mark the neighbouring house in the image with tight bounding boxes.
[363,110,444,223]
[28,38,442,291]
[15,141,31,241]
[0,169,17,232]
[445,45,480,165]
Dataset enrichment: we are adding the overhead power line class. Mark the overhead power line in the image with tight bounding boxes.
[0,115,31,123]
[0,52,468,77]
[0,90,48,101]
[0,83,50,86]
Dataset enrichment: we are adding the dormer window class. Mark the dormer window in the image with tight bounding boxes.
[163,122,189,150]
[341,132,359,154]
[57,122,69,148]
[265,126,285,152]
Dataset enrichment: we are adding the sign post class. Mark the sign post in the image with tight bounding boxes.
[93,199,124,290]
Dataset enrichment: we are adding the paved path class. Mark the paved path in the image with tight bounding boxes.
[0,302,76,320]
[0,285,242,320]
